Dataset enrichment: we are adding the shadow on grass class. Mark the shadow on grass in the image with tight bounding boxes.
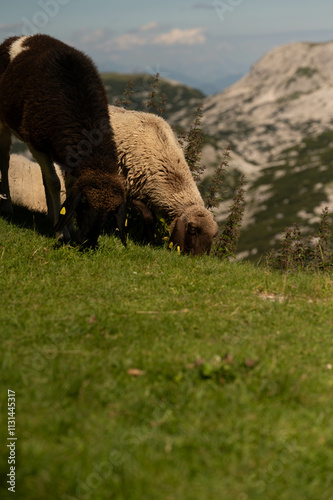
[8,205,129,250]
[103,216,168,249]
[8,203,165,250]
[9,204,53,238]
[8,204,134,250]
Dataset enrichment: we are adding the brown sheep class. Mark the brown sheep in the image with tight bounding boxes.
[0,34,126,248]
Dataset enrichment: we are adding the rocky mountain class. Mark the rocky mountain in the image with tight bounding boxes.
[203,41,333,163]
[171,40,333,259]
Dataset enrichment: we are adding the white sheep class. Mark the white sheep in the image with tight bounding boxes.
[109,105,218,255]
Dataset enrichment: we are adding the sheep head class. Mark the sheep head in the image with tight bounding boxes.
[54,168,126,248]
[169,206,218,256]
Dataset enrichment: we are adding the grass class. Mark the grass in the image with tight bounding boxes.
[2,79,333,497]
[1,215,333,500]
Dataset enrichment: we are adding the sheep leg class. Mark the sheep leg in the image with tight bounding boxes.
[28,145,70,242]
[0,122,13,219]
[131,199,156,244]
[42,175,55,222]
[63,171,76,237]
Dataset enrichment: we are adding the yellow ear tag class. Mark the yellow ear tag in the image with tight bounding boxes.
[177,246,181,254]
[60,207,66,215]
[169,241,173,249]
[125,219,128,227]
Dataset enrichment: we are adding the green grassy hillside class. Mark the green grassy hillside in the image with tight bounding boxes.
[1,217,333,499]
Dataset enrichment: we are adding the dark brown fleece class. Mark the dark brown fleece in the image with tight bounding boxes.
[0,34,125,244]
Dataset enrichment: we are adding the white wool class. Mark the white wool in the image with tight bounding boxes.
[9,36,30,62]
[109,105,205,220]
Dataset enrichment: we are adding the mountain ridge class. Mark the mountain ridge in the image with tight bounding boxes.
[185,40,333,258]
[203,41,333,164]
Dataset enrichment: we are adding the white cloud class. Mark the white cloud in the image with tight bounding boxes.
[77,28,110,44]
[83,25,207,52]
[153,27,206,46]
[114,33,149,50]
[140,21,160,32]
[115,26,207,50]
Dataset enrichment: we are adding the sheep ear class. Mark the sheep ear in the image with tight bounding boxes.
[169,215,187,252]
[54,190,81,232]
[115,201,127,247]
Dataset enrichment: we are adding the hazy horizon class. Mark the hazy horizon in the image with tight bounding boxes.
[2,1,333,94]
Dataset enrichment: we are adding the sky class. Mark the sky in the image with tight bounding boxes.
[1,0,333,94]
